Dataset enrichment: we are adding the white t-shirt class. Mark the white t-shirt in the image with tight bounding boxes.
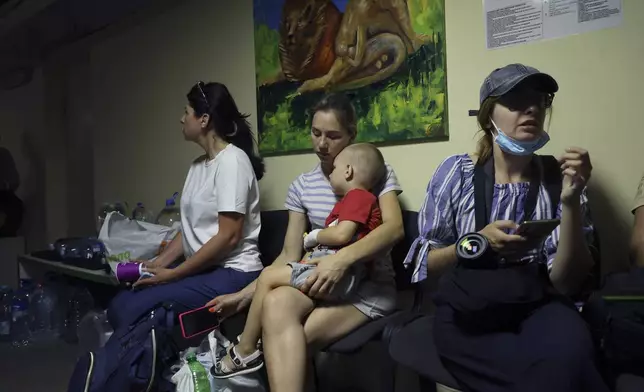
[180,144,263,272]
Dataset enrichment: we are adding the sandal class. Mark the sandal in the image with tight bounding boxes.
[220,335,263,364]
[229,334,262,351]
[211,344,264,379]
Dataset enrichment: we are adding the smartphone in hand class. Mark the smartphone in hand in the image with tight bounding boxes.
[515,219,560,242]
[178,305,221,339]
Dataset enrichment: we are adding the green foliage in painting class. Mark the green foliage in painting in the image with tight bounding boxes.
[408,0,445,36]
[254,24,281,85]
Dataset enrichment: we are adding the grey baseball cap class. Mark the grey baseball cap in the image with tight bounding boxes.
[479,63,558,105]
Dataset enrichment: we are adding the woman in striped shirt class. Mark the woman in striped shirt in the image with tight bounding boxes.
[406,64,608,391]
[206,93,404,392]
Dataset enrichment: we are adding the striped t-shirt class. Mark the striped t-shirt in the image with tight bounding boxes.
[404,154,594,283]
[285,162,403,283]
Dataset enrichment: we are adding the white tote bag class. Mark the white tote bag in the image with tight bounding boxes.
[98,211,179,273]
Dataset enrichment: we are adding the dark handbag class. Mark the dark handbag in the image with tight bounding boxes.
[582,268,644,379]
[434,155,561,333]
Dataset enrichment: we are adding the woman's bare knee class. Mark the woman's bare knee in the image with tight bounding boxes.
[303,304,369,351]
[257,265,292,290]
[262,286,313,331]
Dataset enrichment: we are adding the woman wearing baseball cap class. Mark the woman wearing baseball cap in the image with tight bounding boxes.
[404,64,608,391]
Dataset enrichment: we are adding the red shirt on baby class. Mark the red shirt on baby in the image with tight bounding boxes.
[325,188,382,244]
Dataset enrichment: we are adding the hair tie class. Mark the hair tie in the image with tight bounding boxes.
[227,120,238,137]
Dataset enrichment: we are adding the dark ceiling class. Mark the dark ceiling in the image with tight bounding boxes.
[0,0,178,90]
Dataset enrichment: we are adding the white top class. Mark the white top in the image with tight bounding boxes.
[180,144,263,272]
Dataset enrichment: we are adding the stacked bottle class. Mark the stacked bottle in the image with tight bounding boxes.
[156,192,181,228]
[30,283,61,343]
[132,202,154,223]
[11,280,33,347]
[0,286,12,342]
[62,285,95,344]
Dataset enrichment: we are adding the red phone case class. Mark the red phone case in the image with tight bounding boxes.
[178,305,220,339]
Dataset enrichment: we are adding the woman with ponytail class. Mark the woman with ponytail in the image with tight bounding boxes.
[106,81,265,330]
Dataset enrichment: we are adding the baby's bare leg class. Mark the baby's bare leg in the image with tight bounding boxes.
[236,264,294,355]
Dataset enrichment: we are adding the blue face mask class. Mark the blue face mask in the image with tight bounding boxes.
[490,118,550,156]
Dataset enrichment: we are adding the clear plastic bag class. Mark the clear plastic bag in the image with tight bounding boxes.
[171,363,195,392]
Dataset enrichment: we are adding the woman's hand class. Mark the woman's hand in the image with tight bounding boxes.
[478,220,527,255]
[132,266,178,288]
[300,253,350,298]
[205,291,250,320]
[120,260,156,288]
[133,260,155,268]
[558,147,592,205]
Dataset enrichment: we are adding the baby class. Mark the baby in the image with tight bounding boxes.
[212,143,386,379]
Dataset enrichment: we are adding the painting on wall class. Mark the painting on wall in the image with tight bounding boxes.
[253,0,447,156]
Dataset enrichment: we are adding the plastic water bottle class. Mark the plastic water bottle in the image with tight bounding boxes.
[52,238,105,260]
[0,286,13,342]
[186,352,211,392]
[132,202,154,222]
[97,202,128,233]
[19,279,34,296]
[46,276,69,338]
[156,192,181,228]
[63,286,95,344]
[29,283,60,343]
[51,238,107,273]
[11,287,31,347]
[68,239,105,261]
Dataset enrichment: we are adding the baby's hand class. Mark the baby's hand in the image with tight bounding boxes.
[303,229,321,250]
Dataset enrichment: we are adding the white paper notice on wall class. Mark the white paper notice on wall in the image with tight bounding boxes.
[484,0,622,50]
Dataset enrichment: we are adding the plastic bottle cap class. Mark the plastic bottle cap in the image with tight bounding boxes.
[137,202,144,207]
[164,192,179,207]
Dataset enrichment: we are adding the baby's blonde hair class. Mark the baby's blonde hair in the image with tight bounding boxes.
[341,143,386,190]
